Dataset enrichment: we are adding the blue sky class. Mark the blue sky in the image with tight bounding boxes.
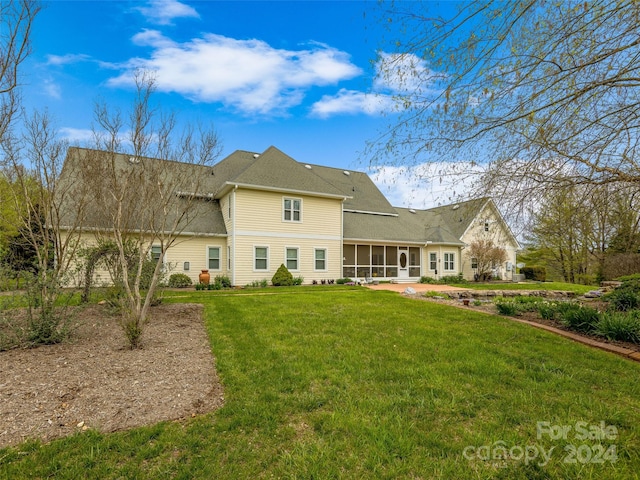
[22,0,463,208]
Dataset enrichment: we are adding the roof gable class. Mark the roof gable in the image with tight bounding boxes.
[222,146,347,198]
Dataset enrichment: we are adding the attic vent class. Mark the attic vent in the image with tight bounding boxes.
[253,153,259,159]
[452,204,459,210]
[409,209,416,214]
[343,170,350,176]
[304,164,312,170]
[128,156,140,164]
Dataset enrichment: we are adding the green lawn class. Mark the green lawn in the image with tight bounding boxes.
[2,287,639,479]
[461,281,596,294]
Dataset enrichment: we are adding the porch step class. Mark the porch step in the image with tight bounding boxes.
[390,279,418,284]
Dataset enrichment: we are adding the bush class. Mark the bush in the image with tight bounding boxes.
[336,277,352,284]
[495,301,519,316]
[537,301,560,320]
[596,311,640,344]
[292,276,304,286]
[495,296,542,316]
[441,274,468,284]
[214,275,232,289]
[419,276,437,284]
[521,266,546,282]
[168,273,192,288]
[558,304,601,333]
[272,264,294,286]
[606,278,640,311]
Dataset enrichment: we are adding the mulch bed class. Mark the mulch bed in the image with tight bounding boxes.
[0,303,224,449]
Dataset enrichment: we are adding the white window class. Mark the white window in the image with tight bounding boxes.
[286,247,299,270]
[151,245,162,262]
[471,257,478,269]
[255,246,269,271]
[444,253,455,271]
[314,248,327,270]
[429,252,437,271]
[283,197,301,222]
[484,221,490,232]
[208,247,220,270]
[227,246,231,270]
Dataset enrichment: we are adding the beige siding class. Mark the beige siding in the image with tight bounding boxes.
[234,189,342,237]
[460,204,518,280]
[63,233,227,286]
[229,188,343,285]
[232,236,341,286]
[166,236,228,283]
[422,246,463,280]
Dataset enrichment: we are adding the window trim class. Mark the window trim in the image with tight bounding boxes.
[254,245,269,272]
[150,245,163,263]
[285,246,300,271]
[429,252,437,271]
[471,257,478,269]
[444,252,455,272]
[207,246,221,271]
[314,248,327,271]
[283,197,302,223]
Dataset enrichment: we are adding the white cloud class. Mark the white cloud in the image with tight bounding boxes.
[43,78,61,99]
[373,52,444,94]
[59,127,95,144]
[136,0,199,25]
[309,51,444,119]
[46,53,91,66]
[107,32,362,115]
[310,88,397,118]
[369,162,482,209]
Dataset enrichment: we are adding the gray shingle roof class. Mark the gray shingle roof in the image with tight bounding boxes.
[61,146,494,245]
[59,147,227,236]
[217,146,347,198]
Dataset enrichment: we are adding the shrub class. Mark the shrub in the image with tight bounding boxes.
[495,301,519,316]
[596,311,640,344]
[607,290,640,312]
[168,273,192,288]
[419,276,437,284]
[441,274,468,284]
[495,296,541,316]
[521,266,546,282]
[606,278,640,311]
[558,304,601,333]
[292,276,304,286]
[272,264,294,286]
[537,301,560,320]
[336,277,352,285]
[214,275,232,289]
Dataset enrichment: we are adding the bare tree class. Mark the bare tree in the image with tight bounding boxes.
[74,71,221,348]
[369,1,640,214]
[0,0,40,141]
[467,238,507,281]
[1,110,91,344]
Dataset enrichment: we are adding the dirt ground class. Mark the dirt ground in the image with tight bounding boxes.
[0,303,223,449]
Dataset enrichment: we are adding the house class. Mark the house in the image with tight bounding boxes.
[59,146,520,286]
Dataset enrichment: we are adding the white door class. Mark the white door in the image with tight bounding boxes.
[398,247,409,280]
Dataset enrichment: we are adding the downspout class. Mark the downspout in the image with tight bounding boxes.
[340,201,344,280]
[231,185,238,287]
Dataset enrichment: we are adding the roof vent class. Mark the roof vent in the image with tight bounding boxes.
[253,153,260,159]
[128,156,140,164]
[304,164,312,170]
[452,204,460,210]
[409,208,416,214]
[343,170,350,176]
